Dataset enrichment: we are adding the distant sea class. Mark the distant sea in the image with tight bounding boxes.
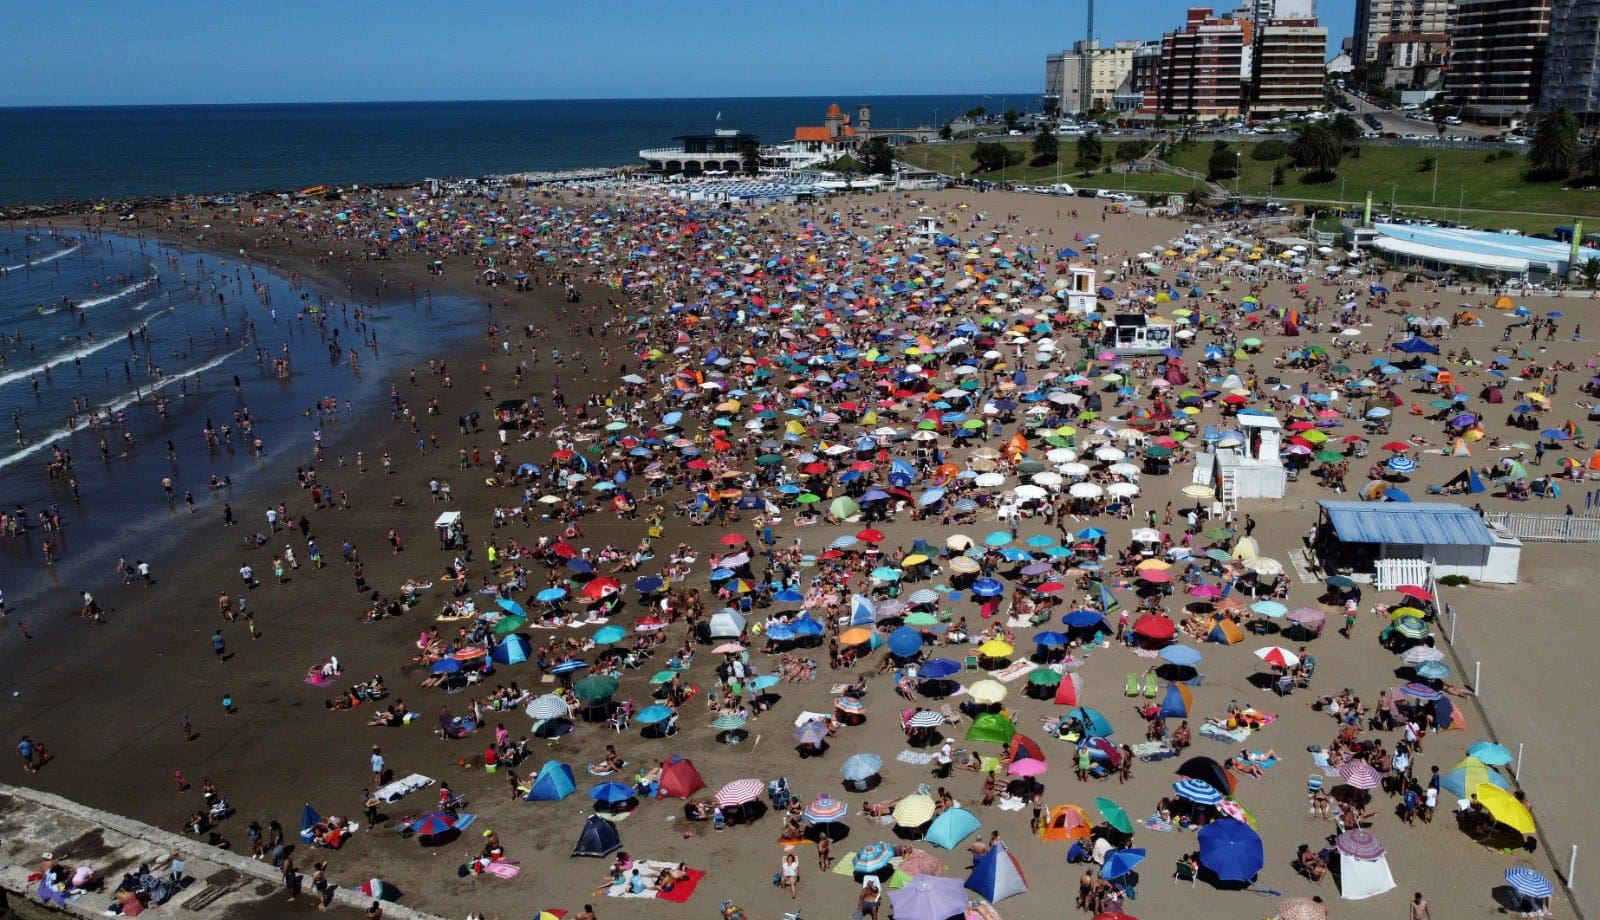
[0,95,1030,205]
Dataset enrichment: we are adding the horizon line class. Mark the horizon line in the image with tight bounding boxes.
[0,92,1041,112]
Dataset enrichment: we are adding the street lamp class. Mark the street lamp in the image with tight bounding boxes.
[1390,181,1398,218]
[1340,177,1347,208]
[1458,187,1466,224]
[1235,151,1241,198]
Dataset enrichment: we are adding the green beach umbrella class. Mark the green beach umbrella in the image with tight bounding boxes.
[1095,796,1134,834]
[492,616,527,636]
[906,612,940,627]
[593,625,627,645]
[1146,445,1174,458]
[573,675,620,701]
[1028,669,1063,686]
[649,670,676,685]
[797,493,821,504]
[1316,450,1343,463]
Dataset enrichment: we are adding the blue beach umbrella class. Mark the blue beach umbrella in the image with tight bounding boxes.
[536,587,568,603]
[920,658,963,679]
[430,657,462,674]
[635,705,673,725]
[593,625,627,645]
[971,578,1005,598]
[842,753,884,782]
[1159,645,1203,666]
[1174,778,1225,805]
[589,782,635,804]
[888,627,925,657]
[1506,867,1553,899]
[1197,820,1264,882]
[1101,847,1147,881]
[496,598,530,618]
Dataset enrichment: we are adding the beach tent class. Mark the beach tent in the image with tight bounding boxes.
[572,815,622,857]
[525,761,576,802]
[491,634,531,665]
[965,713,1017,744]
[1207,618,1245,645]
[966,841,1029,903]
[1039,804,1092,842]
[1159,682,1193,719]
[1053,671,1086,706]
[1006,734,1046,764]
[657,757,707,799]
[925,807,982,850]
[1063,706,1114,738]
[1335,830,1397,900]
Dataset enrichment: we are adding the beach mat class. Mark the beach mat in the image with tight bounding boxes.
[656,867,706,903]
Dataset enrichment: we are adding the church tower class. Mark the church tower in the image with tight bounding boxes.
[857,103,872,136]
[825,103,844,140]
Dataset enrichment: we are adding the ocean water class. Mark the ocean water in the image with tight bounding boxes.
[0,227,483,630]
[0,95,1024,205]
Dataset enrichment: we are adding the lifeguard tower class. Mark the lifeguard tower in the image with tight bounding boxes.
[1192,413,1287,503]
[1098,314,1174,354]
[1061,265,1097,314]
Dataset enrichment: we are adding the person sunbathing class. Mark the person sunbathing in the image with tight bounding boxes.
[861,797,902,818]
[368,701,409,726]
[1227,756,1265,778]
[655,863,690,892]
[1296,845,1327,883]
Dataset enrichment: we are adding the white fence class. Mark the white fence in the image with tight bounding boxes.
[1375,557,1430,590]
[1482,511,1600,542]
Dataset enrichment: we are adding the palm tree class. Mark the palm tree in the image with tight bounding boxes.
[1329,113,1362,145]
[1579,256,1600,290]
[1289,123,1342,178]
[1577,144,1600,184]
[1529,108,1579,179]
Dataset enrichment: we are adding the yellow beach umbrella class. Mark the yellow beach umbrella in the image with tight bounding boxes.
[978,639,1014,658]
[1474,784,1535,835]
[968,679,1008,704]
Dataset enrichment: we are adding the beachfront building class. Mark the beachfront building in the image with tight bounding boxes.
[1044,40,1144,115]
[1445,0,1553,123]
[1250,18,1330,115]
[1193,413,1288,501]
[1311,501,1522,588]
[793,104,862,158]
[1349,0,1449,84]
[1365,222,1600,281]
[1370,33,1450,90]
[1157,9,1249,118]
[1539,0,1600,119]
[639,129,759,176]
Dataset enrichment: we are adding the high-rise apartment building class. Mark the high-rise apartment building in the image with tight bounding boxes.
[1251,18,1330,115]
[1446,0,1553,122]
[1540,0,1600,118]
[1158,8,1249,117]
[1350,0,1448,79]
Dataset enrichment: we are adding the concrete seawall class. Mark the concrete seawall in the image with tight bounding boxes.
[0,784,446,919]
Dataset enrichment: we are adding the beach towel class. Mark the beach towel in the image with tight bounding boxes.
[897,750,938,765]
[996,796,1026,811]
[1311,751,1343,778]
[374,773,434,804]
[656,867,705,903]
[483,861,520,879]
[992,661,1038,683]
[304,673,334,687]
[1130,741,1174,761]
[1246,751,1278,770]
[1143,814,1176,832]
[1199,723,1251,744]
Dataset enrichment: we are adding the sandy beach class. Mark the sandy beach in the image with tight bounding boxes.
[1,182,1592,920]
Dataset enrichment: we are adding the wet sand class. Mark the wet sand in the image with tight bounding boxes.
[0,186,1591,920]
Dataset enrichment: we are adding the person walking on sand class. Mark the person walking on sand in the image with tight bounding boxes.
[212,630,227,663]
[371,746,385,785]
[1409,892,1431,920]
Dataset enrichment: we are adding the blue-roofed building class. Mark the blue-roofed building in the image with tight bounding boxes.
[1313,500,1520,587]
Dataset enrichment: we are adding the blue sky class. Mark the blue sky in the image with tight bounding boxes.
[0,0,1352,107]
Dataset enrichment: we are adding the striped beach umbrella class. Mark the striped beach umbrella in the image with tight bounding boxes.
[1174,778,1225,805]
[1506,867,1553,898]
[1386,455,1417,473]
[525,694,570,720]
[1334,829,1385,859]
[714,778,764,806]
[711,714,748,732]
[804,795,849,823]
[1338,761,1382,790]
[908,710,946,728]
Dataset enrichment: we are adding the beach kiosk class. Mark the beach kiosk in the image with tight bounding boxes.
[1311,500,1521,588]
[1098,313,1174,355]
[1192,414,1288,501]
[910,216,942,241]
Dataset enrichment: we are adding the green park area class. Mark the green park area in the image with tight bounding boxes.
[895,137,1599,236]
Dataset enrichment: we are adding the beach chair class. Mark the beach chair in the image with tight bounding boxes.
[939,703,964,726]
[964,655,980,670]
[1308,774,1324,794]
[768,777,794,811]
[608,708,630,734]
[1124,673,1140,697]
[1142,674,1159,698]
[1172,860,1197,885]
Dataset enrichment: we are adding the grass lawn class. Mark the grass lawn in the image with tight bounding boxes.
[896,140,1210,197]
[896,139,1599,234]
[1164,141,1599,223]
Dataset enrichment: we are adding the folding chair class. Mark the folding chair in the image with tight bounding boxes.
[1172,860,1197,885]
[1142,674,1159,698]
[1124,673,1140,697]
[939,703,964,725]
